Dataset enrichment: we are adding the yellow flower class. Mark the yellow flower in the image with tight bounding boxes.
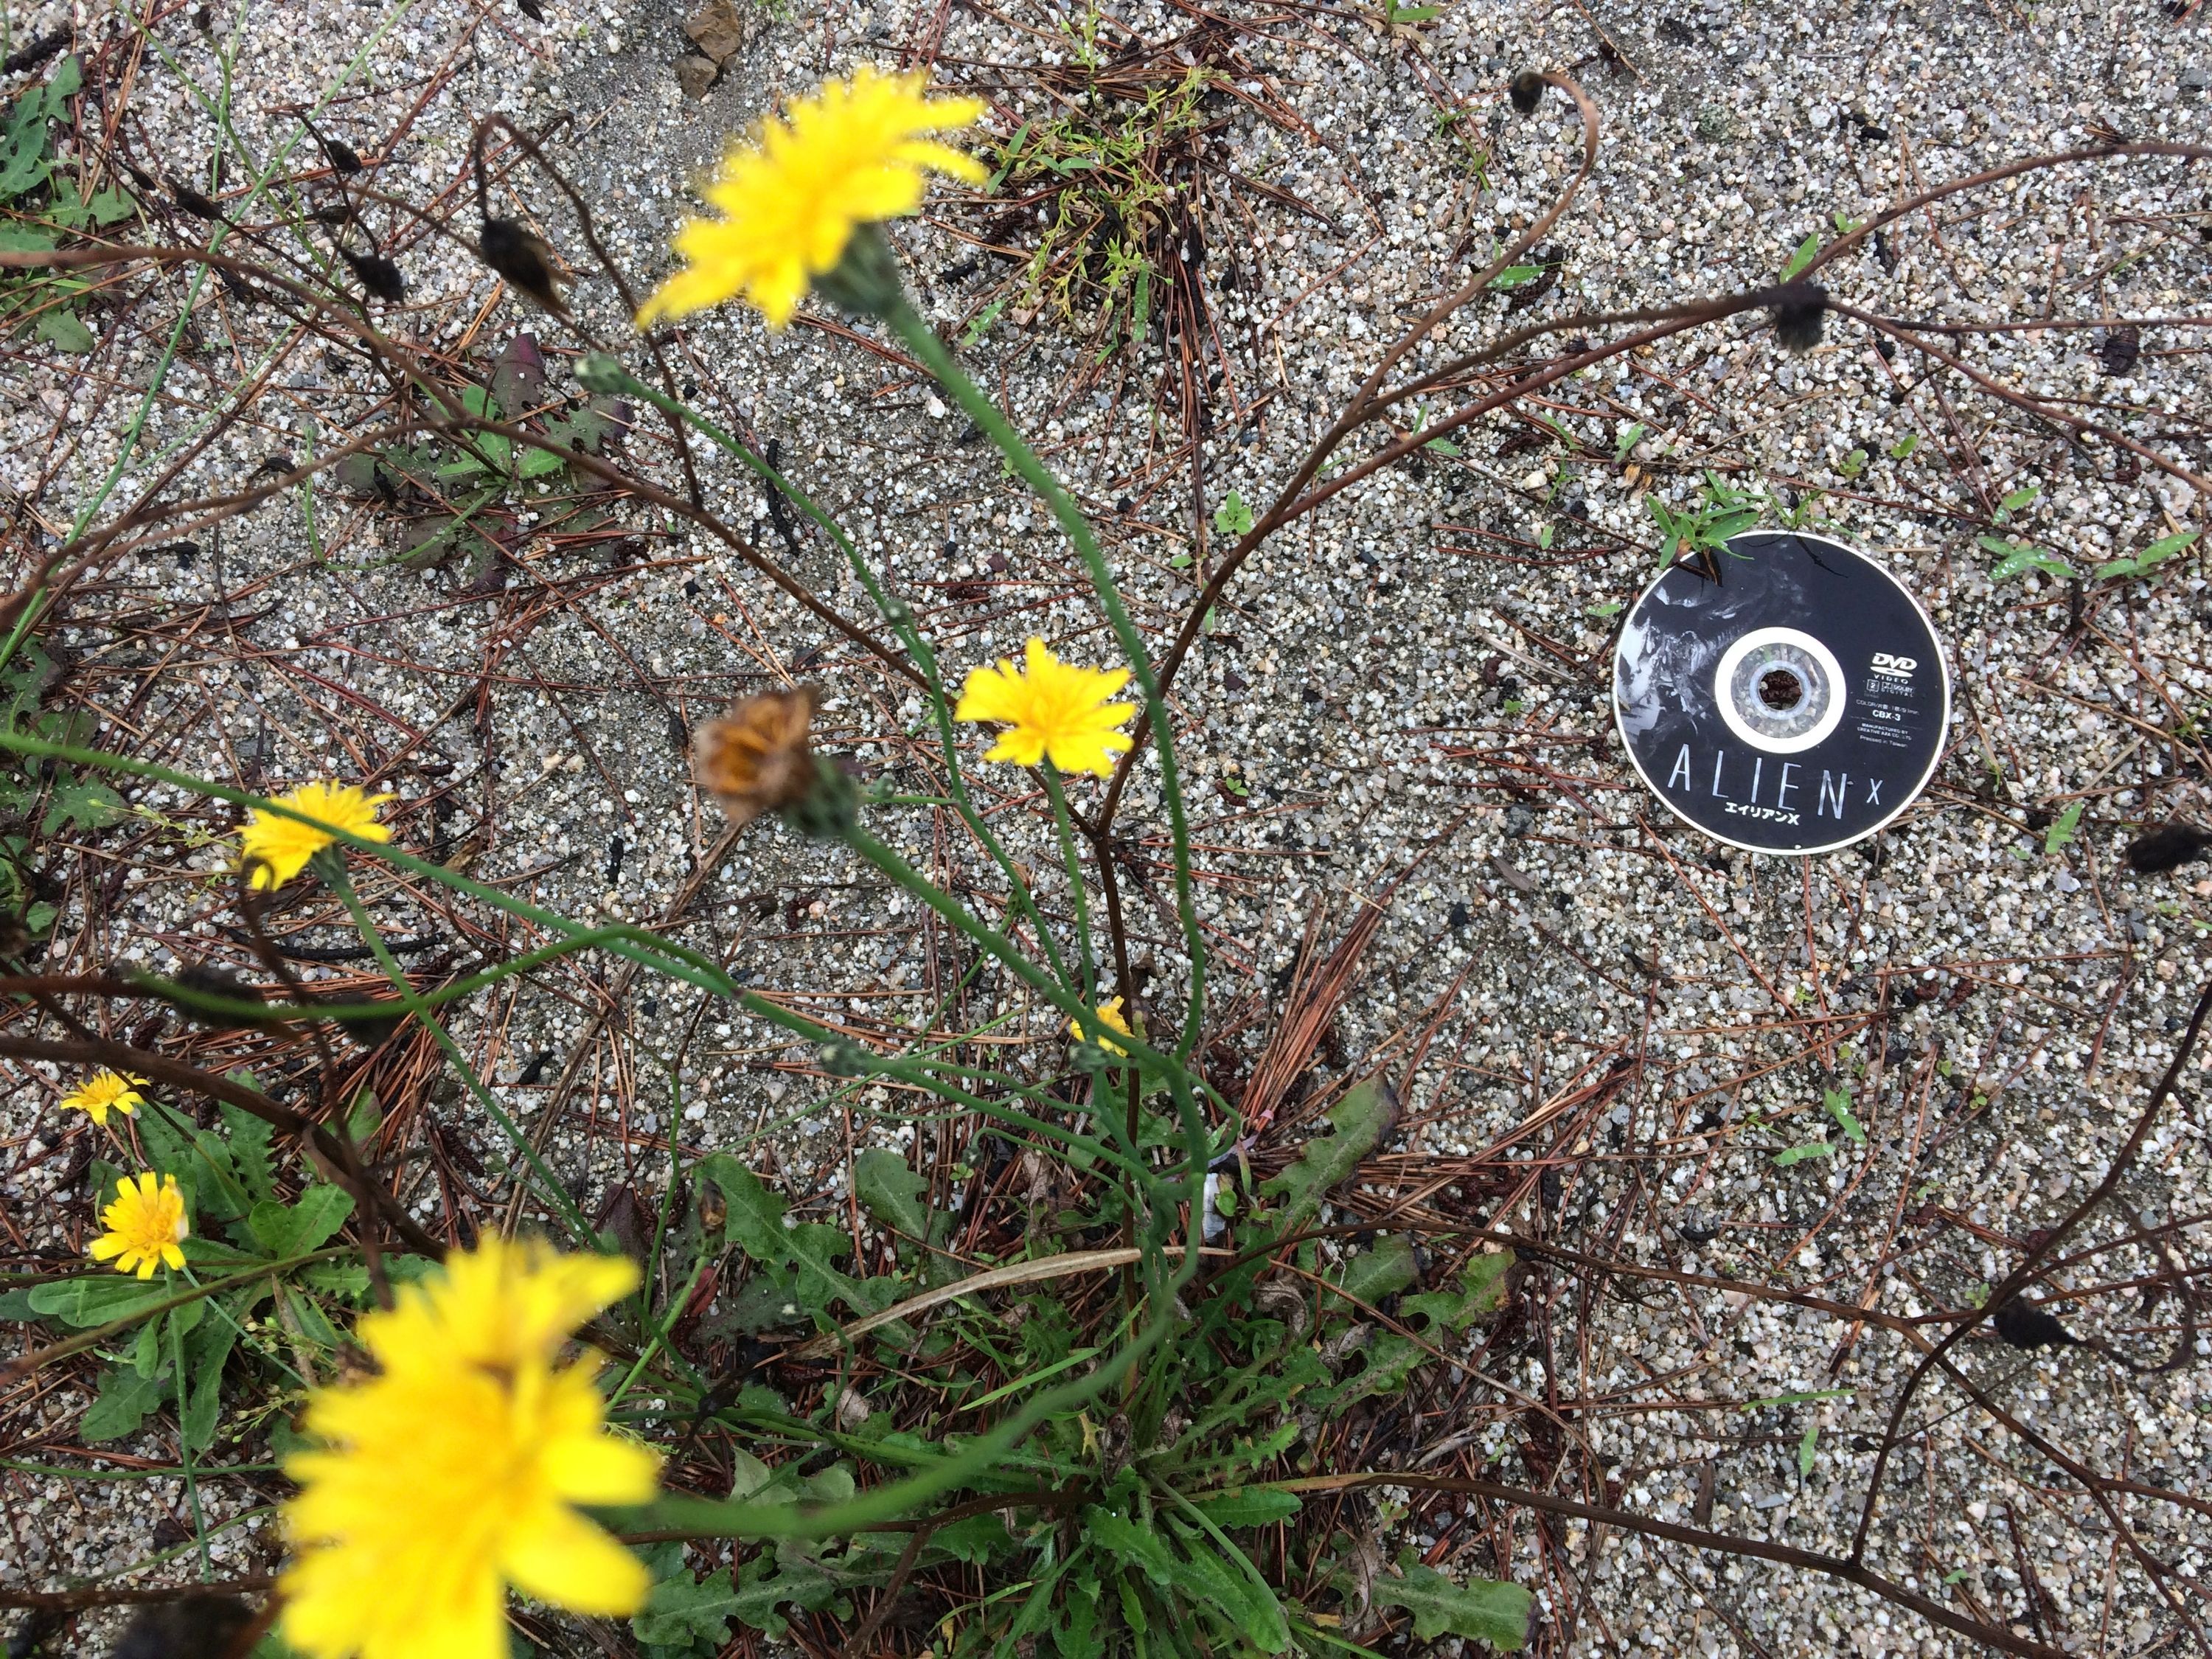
[237,782,393,891]
[954,638,1135,778]
[60,1070,148,1127]
[1068,995,1133,1057]
[637,67,985,330]
[90,1172,188,1279]
[279,1238,657,1659]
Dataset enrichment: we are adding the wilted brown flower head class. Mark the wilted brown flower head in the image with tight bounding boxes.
[478,216,569,318]
[692,688,821,830]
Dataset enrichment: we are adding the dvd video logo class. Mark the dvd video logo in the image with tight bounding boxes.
[1869,653,1917,681]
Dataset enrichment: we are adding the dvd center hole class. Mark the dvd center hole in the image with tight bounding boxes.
[1759,669,1804,711]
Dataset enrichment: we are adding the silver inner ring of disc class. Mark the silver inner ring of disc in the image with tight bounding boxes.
[1726,639,1829,744]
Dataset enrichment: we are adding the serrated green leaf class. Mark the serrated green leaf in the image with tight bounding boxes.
[1187,1488,1302,1528]
[1084,1506,1181,1588]
[34,309,94,354]
[1259,1077,1394,1236]
[218,1102,276,1203]
[1366,1556,1532,1648]
[247,1186,354,1258]
[181,1310,239,1452]
[88,184,134,226]
[1331,1233,1417,1311]
[80,1363,167,1441]
[852,1148,938,1260]
[931,1511,1012,1564]
[39,778,123,835]
[730,1543,847,1636]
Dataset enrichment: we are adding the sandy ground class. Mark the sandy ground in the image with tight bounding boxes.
[2,0,2210,1650]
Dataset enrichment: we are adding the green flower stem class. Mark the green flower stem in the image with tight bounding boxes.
[0,733,734,997]
[605,1253,709,1411]
[1039,763,1097,1002]
[883,298,1208,1062]
[581,357,1075,995]
[320,856,592,1241]
[728,990,1165,1193]
[128,922,705,1027]
[841,823,1172,1079]
[167,1295,211,1579]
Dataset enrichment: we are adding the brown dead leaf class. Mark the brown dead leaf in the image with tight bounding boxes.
[684,0,751,63]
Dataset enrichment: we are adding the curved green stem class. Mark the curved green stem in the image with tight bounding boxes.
[883,299,1208,1062]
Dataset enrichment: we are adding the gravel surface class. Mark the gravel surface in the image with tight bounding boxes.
[3,0,2210,1651]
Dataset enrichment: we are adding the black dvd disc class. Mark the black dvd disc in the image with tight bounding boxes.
[1613,531,1950,855]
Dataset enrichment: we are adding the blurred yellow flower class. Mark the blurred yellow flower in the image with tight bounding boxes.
[1068,995,1133,1057]
[237,782,393,890]
[90,1172,188,1279]
[955,637,1135,778]
[637,67,984,330]
[60,1070,147,1127]
[280,1237,657,1659]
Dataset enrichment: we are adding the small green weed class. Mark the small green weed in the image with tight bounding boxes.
[1,55,137,353]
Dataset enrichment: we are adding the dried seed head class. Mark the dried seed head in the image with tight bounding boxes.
[477,216,569,318]
[1509,70,1545,115]
[692,687,842,834]
[340,248,406,303]
[1770,282,1828,352]
[168,177,223,220]
[2126,821,2212,874]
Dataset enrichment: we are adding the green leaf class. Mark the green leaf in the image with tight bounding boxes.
[344,1087,382,1146]
[961,293,1009,347]
[632,1543,738,1652]
[219,1102,277,1204]
[518,443,568,480]
[1488,262,1543,289]
[1259,1077,1394,1237]
[1980,536,2076,582]
[2095,529,2199,582]
[1887,433,1919,460]
[852,1148,938,1259]
[27,1273,175,1329]
[1212,490,1255,538]
[45,55,83,102]
[246,1186,354,1258]
[1084,1506,1183,1589]
[1331,1233,1417,1310]
[1798,1422,1820,1476]
[456,384,512,470]
[39,778,123,835]
[80,1363,167,1442]
[34,309,94,354]
[88,184,135,226]
[1822,1088,1865,1145]
[1998,483,2041,517]
[2042,800,2084,855]
[729,1543,847,1636]
[181,1309,240,1452]
[1773,1141,1835,1166]
[932,1512,1012,1564]
[1781,231,1820,279]
[1188,1488,1301,1528]
[1614,420,1646,462]
[1365,1555,1532,1648]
